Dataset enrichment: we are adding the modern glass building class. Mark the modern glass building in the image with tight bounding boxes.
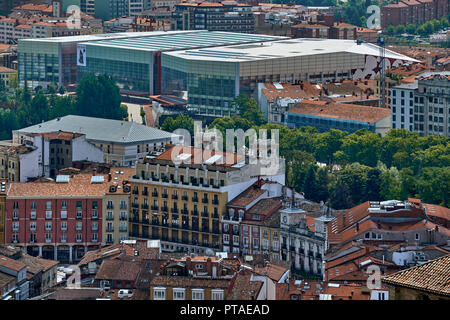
[17,31,165,89]
[76,31,285,95]
[162,38,419,116]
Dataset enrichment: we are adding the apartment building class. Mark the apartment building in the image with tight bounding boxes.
[171,1,255,34]
[129,144,285,254]
[0,182,5,244]
[13,115,179,167]
[280,201,333,277]
[390,82,417,131]
[413,72,450,136]
[381,0,449,28]
[1,130,104,182]
[0,66,16,87]
[5,173,108,262]
[102,168,134,246]
[287,100,391,135]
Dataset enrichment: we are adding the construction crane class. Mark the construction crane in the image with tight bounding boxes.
[378,36,387,108]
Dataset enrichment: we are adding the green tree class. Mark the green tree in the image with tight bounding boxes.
[365,168,382,201]
[232,94,265,126]
[76,73,124,120]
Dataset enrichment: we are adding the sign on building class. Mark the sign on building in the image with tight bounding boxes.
[77,44,86,67]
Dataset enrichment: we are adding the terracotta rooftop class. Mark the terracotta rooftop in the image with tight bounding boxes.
[150,275,230,288]
[228,184,266,207]
[8,167,134,198]
[382,254,450,296]
[0,67,16,73]
[0,272,16,289]
[95,256,142,282]
[78,243,135,266]
[18,254,58,273]
[227,269,264,300]
[253,263,289,282]
[156,144,243,167]
[289,100,391,123]
[0,255,26,272]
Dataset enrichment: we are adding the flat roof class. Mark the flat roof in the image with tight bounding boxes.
[163,38,419,63]
[15,115,176,144]
[19,30,198,44]
[80,31,286,52]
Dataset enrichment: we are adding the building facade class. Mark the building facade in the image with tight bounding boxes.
[129,145,285,254]
[171,1,255,34]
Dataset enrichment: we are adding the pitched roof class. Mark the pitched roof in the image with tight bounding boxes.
[0,255,26,272]
[227,269,264,300]
[78,243,135,266]
[382,254,450,296]
[16,115,175,144]
[95,256,141,282]
[18,254,58,273]
[289,100,391,123]
[150,275,230,288]
[228,184,266,207]
[253,263,289,282]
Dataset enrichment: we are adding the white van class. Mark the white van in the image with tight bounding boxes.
[117,289,133,299]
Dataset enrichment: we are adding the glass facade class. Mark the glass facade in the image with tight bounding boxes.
[18,41,60,89]
[78,45,152,93]
[161,54,238,116]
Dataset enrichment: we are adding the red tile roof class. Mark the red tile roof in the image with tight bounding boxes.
[382,254,450,296]
[0,255,26,272]
[289,100,391,123]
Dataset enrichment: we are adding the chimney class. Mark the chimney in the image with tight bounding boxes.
[108,173,112,181]
[185,257,192,270]
[206,257,212,275]
[92,168,96,176]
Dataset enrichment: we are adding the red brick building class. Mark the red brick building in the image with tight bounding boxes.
[5,173,106,262]
[381,0,450,28]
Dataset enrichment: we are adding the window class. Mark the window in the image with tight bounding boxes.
[154,288,166,300]
[45,222,52,231]
[30,222,36,231]
[92,211,98,219]
[211,289,224,300]
[76,222,82,231]
[223,234,229,243]
[192,289,204,300]
[46,201,52,210]
[92,233,98,242]
[61,201,67,209]
[61,221,67,231]
[223,224,229,233]
[378,292,386,300]
[76,233,82,242]
[415,233,420,241]
[273,241,279,251]
[173,288,185,300]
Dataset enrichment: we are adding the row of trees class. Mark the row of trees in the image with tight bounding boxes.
[161,94,449,209]
[386,16,450,37]
[0,74,128,140]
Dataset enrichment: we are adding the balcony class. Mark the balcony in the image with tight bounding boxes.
[151,205,159,211]
[202,198,208,204]
[106,216,114,221]
[141,204,149,210]
[152,191,158,197]
[192,197,198,202]
[172,194,178,200]
[119,227,127,232]
[129,217,139,223]
[132,189,139,195]
[212,199,219,205]
[162,193,168,199]
[106,239,114,245]
[191,210,198,216]
[106,227,114,232]
[202,211,209,218]
[161,207,168,213]
[132,203,139,209]
[182,196,188,201]
[142,190,148,196]
[171,208,179,214]
[181,209,188,215]
[107,204,114,210]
